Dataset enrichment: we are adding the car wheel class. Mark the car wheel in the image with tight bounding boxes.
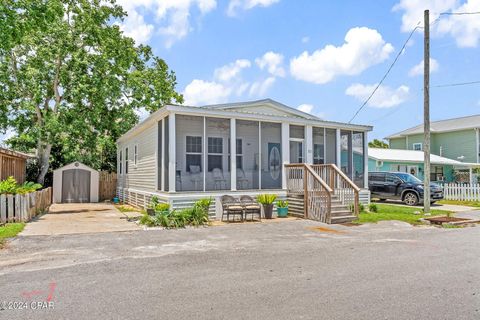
[403,192,419,206]
[430,201,436,205]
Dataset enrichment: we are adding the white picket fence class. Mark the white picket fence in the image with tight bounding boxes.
[0,187,52,224]
[441,183,480,201]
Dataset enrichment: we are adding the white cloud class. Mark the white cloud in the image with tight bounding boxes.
[409,58,440,76]
[345,83,410,108]
[394,0,480,48]
[301,36,310,43]
[255,51,286,77]
[249,77,276,96]
[297,104,314,113]
[227,0,280,16]
[117,0,217,47]
[183,79,232,105]
[214,59,251,82]
[290,27,394,84]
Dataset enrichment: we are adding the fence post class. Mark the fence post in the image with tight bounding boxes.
[0,195,6,224]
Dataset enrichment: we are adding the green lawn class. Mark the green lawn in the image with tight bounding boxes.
[437,200,480,208]
[356,204,452,225]
[115,205,141,213]
[0,223,25,247]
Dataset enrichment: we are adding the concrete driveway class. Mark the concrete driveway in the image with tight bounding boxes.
[20,203,140,236]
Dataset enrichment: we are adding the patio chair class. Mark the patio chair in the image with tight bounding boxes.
[240,195,261,221]
[220,195,244,222]
[213,168,227,190]
[189,165,202,190]
[236,168,249,189]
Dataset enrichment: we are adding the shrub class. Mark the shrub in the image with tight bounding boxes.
[0,177,42,195]
[349,203,365,213]
[149,196,170,213]
[276,200,288,208]
[368,203,378,213]
[140,198,212,229]
[0,177,18,194]
[257,194,277,205]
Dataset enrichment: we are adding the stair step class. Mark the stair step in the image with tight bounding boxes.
[330,210,354,217]
[330,215,357,224]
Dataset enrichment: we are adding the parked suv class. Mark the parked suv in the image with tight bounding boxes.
[368,172,444,206]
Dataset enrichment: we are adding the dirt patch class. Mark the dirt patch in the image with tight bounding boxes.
[425,216,469,225]
[307,226,346,234]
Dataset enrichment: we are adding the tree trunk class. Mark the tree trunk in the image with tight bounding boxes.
[37,143,52,185]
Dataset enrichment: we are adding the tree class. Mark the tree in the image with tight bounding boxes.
[0,0,182,184]
[368,139,389,149]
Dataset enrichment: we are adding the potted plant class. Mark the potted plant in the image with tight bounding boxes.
[276,200,288,218]
[257,194,277,219]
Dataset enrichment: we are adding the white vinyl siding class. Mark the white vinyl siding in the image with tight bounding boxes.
[118,125,157,191]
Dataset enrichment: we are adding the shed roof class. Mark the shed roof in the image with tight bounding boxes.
[0,147,34,159]
[386,114,480,139]
[368,148,479,167]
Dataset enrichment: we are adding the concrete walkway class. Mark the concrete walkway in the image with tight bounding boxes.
[21,203,140,236]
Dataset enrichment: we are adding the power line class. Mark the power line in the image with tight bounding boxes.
[440,11,480,15]
[348,21,421,124]
[432,80,480,88]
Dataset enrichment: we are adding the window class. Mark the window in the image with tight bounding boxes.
[134,144,138,166]
[431,166,444,181]
[186,136,202,172]
[386,174,401,184]
[119,150,122,175]
[208,137,223,171]
[369,172,385,182]
[228,139,243,170]
[313,144,324,164]
[413,143,422,151]
[125,147,129,174]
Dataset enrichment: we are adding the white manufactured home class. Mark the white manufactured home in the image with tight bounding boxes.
[116,99,372,223]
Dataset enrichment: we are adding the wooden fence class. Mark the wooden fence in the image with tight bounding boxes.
[0,187,52,224]
[99,171,117,201]
[441,183,480,201]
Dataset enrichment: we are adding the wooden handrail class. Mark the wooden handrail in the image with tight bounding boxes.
[304,165,333,193]
[327,164,361,192]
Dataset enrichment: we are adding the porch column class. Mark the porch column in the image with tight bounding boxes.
[305,125,313,164]
[281,122,290,189]
[161,118,165,191]
[336,128,341,168]
[168,113,176,192]
[230,118,237,191]
[470,167,474,184]
[363,131,368,188]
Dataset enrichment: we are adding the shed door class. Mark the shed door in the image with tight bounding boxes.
[62,169,91,203]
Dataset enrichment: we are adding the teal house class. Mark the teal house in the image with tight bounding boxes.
[368,148,478,183]
[386,114,480,163]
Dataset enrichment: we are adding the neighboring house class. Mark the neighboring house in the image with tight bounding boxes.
[368,148,480,183]
[386,114,480,163]
[0,147,32,183]
[116,99,372,220]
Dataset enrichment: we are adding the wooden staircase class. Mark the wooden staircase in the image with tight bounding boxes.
[285,164,360,224]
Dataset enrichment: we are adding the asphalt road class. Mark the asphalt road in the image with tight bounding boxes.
[0,219,479,320]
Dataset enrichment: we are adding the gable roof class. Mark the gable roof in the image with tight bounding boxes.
[201,98,320,120]
[368,148,477,167]
[386,114,480,139]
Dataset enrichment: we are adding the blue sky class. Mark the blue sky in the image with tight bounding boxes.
[2,0,480,143]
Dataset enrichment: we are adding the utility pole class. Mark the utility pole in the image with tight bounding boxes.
[424,9,431,214]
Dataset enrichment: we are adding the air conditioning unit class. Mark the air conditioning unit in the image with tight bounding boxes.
[376,160,383,168]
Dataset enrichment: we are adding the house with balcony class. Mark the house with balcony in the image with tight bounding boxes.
[116,99,372,223]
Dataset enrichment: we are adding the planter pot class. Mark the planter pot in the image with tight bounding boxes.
[146,208,155,216]
[277,207,288,218]
[263,204,274,219]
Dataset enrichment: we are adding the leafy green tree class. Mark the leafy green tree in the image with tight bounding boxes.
[0,0,182,184]
[368,139,389,149]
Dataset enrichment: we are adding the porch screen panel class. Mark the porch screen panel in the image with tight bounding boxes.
[236,120,259,190]
[341,130,353,178]
[352,131,364,188]
[325,128,336,164]
[261,122,282,189]
[206,117,230,191]
[313,127,325,164]
[176,115,204,191]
